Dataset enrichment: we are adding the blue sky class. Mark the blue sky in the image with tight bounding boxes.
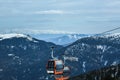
[0,0,120,34]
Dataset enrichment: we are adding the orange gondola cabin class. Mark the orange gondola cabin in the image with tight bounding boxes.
[46,59,64,75]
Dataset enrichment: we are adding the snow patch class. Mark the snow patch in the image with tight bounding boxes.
[82,61,86,72]
[100,55,103,62]
[45,77,49,80]
[8,54,14,57]
[111,74,114,78]
[97,45,104,49]
[68,35,74,39]
[13,56,20,60]
[111,61,117,66]
[64,56,78,62]
[81,43,85,46]
[67,34,79,40]
[0,69,3,72]
[27,37,33,41]
[104,61,108,66]
[11,46,15,49]
[82,62,86,68]
[97,45,107,52]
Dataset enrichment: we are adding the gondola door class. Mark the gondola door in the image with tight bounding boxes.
[46,60,55,74]
[54,60,64,75]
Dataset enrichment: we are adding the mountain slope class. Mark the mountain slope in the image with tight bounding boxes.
[0,33,62,80]
[70,64,120,80]
[58,33,120,76]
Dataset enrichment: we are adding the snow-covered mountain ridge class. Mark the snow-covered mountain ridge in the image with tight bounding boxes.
[58,33,120,76]
[0,34,62,80]
[30,33,120,45]
[0,33,31,40]
[0,33,39,43]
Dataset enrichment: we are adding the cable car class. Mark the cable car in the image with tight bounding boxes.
[46,46,70,80]
[46,59,64,75]
[63,66,70,79]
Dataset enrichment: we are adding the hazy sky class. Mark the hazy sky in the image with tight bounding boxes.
[0,0,120,34]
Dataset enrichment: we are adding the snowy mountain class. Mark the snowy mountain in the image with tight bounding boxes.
[58,33,120,76]
[0,33,62,80]
[0,33,38,43]
[0,33,120,80]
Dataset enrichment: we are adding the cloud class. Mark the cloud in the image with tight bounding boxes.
[3,29,77,34]
[33,9,120,15]
[0,9,71,15]
[34,10,67,15]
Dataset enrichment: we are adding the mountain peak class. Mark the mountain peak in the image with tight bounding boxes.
[0,33,36,42]
[0,33,27,38]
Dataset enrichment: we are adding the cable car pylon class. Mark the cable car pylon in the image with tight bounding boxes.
[51,46,54,59]
[46,47,70,80]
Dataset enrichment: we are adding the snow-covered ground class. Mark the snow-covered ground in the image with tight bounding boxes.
[0,33,38,43]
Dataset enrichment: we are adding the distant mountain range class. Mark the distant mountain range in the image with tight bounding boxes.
[30,34,91,45]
